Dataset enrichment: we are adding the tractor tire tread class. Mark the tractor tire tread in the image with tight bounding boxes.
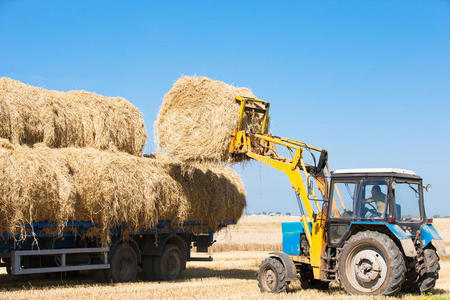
[257,257,288,293]
[418,248,440,293]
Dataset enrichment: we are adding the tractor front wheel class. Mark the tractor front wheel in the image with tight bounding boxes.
[338,231,406,296]
[257,257,288,293]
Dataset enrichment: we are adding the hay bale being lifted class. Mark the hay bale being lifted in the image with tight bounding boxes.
[0,143,246,245]
[0,77,147,156]
[155,76,269,163]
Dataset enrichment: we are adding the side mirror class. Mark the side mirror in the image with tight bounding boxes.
[425,184,432,192]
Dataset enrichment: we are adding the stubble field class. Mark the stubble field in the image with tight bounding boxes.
[0,216,448,300]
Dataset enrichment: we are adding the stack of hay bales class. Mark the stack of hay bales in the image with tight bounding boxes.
[0,77,248,245]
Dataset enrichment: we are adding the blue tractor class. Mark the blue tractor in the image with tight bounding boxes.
[259,168,446,295]
[230,97,445,295]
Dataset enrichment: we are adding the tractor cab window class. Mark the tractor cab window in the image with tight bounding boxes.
[393,182,421,222]
[357,180,388,219]
[330,182,356,218]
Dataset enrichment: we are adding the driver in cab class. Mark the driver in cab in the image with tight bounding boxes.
[363,185,386,215]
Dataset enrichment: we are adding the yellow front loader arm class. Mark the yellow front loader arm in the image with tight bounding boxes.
[230,96,333,279]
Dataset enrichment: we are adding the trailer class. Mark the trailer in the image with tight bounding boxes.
[0,220,230,282]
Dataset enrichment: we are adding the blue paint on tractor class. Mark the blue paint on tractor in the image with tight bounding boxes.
[351,221,384,225]
[282,222,311,255]
[386,223,411,239]
[421,224,442,247]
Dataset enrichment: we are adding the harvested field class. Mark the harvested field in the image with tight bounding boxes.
[0,142,246,245]
[210,215,299,252]
[0,216,448,299]
[155,76,269,163]
[0,77,147,156]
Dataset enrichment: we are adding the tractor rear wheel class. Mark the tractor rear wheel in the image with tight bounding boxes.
[338,231,406,296]
[417,248,440,293]
[257,257,288,293]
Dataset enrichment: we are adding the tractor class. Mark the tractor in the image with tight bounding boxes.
[229,96,446,295]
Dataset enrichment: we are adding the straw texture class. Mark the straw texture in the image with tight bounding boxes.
[0,77,147,156]
[155,76,268,162]
[0,143,246,245]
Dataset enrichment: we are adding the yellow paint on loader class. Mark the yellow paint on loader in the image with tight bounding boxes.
[230,96,330,280]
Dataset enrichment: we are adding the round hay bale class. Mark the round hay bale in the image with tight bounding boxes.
[0,145,74,239]
[0,77,147,156]
[155,76,269,162]
[151,153,246,229]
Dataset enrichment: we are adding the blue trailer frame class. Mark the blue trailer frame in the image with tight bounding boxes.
[0,220,234,277]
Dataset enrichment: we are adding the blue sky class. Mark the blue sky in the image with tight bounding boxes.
[1,0,449,216]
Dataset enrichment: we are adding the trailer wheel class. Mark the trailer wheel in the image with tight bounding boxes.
[153,244,183,281]
[257,257,288,293]
[417,248,440,293]
[105,243,138,283]
[338,231,405,296]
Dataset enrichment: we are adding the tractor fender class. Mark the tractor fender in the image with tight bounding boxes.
[421,224,447,257]
[348,222,417,258]
[268,252,297,282]
[431,240,447,257]
[385,223,417,258]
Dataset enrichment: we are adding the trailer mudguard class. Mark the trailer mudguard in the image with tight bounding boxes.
[421,224,447,257]
[268,252,297,282]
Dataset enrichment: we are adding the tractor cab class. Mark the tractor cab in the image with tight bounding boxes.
[326,168,427,246]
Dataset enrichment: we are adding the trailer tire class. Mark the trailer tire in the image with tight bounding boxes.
[104,243,138,283]
[153,244,183,281]
[257,257,288,293]
[418,248,440,293]
[338,231,406,296]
